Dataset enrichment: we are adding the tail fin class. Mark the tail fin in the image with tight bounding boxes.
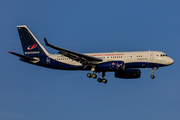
[17,25,49,57]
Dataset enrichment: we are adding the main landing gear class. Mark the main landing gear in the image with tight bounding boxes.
[97,71,107,83]
[87,73,97,79]
[87,66,97,79]
[87,69,107,84]
[150,67,158,79]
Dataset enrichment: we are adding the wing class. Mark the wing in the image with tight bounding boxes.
[44,38,102,66]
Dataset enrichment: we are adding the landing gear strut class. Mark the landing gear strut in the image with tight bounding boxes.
[150,67,158,79]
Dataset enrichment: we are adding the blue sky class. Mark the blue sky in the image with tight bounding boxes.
[1,0,180,120]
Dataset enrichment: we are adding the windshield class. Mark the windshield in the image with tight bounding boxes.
[161,54,168,57]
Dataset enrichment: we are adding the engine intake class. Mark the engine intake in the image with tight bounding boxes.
[115,69,141,79]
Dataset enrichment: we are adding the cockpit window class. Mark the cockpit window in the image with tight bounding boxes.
[161,54,168,57]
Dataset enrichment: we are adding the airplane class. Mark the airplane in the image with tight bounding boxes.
[8,25,174,83]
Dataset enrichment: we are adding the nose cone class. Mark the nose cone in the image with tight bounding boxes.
[168,58,174,65]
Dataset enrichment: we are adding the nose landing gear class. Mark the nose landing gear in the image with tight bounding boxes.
[150,67,158,79]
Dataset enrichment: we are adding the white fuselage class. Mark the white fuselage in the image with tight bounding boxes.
[48,51,174,68]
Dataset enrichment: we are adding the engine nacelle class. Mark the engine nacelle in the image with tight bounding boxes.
[115,69,141,79]
[97,61,125,71]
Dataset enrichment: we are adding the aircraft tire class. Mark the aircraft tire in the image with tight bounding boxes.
[87,73,91,78]
[102,79,107,83]
[97,78,102,83]
[150,75,155,79]
[92,74,97,79]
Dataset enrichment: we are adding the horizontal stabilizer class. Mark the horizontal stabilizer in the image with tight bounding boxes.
[8,51,38,61]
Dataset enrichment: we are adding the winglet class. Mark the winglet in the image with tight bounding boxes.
[8,51,13,53]
[44,38,50,46]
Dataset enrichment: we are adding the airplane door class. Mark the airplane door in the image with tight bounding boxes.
[147,53,154,67]
[46,57,50,64]
[150,53,154,61]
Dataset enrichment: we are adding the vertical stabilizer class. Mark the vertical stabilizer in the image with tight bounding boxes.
[17,25,49,57]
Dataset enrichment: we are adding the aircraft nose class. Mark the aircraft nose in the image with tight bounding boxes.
[169,58,174,65]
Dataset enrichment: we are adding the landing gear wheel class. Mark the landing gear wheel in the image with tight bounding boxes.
[150,67,158,79]
[97,78,102,83]
[92,74,97,79]
[87,73,91,78]
[102,79,107,83]
[150,75,155,79]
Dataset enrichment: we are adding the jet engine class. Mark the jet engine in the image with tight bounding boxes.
[115,69,141,79]
[97,61,125,71]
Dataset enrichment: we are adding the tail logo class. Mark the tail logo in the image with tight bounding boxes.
[27,44,37,50]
